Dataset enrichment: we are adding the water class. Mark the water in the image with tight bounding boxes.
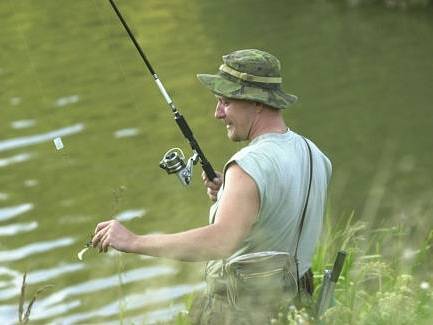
[1,0,432,323]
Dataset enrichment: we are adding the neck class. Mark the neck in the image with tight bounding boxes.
[248,109,288,140]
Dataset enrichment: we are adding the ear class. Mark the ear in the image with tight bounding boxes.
[255,102,264,113]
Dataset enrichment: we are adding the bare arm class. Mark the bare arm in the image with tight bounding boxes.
[92,163,259,261]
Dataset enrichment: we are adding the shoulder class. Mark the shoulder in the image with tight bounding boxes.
[303,137,333,182]
[228,137,277,166]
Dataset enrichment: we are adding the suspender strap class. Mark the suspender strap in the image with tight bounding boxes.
[294,137,313,298]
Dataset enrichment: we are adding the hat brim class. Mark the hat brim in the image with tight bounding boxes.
[197,73,297,109]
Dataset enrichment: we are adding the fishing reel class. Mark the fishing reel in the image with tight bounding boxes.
[159,148,199,186]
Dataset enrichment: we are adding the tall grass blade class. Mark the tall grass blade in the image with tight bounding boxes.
[18,272,26,323]
[22,285,54,323]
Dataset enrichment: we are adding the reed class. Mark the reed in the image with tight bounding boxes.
[17,272,53,324]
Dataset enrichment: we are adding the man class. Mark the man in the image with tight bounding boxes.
[92,49,332,324]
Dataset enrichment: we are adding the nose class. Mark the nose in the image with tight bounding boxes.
[215,101,226,119]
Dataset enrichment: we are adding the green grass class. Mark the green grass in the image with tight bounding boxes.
[307,215,432,324]
[275,214,433,324]
[167,210,433,324]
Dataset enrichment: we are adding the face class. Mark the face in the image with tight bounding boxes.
[214,96,259,142]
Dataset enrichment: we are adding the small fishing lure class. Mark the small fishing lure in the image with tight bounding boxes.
[77,239,93,261]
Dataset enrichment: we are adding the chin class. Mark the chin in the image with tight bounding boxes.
[228,132,244,142]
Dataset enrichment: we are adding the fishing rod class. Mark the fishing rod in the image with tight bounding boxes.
[316,251,347,319]
[107,0,217,186]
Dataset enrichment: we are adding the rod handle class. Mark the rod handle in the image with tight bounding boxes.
[201,160,217,181]
[174,114,217,181]
[330,251,347,283]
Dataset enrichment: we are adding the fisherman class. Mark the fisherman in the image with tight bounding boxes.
[92,49,332,324]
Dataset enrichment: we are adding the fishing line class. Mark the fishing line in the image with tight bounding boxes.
[106,0,217,184]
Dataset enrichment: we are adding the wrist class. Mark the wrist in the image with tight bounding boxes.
[127,233,142,253]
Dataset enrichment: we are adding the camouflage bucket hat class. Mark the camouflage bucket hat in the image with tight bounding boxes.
[197,49,297,109]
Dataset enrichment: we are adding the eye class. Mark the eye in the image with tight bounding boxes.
[216,96,230,106]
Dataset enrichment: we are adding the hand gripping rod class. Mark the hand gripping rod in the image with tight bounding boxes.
[107,0,217,181]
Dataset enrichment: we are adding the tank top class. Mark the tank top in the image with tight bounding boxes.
[206,129,332,279]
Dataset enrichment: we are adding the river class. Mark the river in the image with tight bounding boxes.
[1,0,432,323]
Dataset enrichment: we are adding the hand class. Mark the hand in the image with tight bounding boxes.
[92,220,137,253]
[201,171,222,202]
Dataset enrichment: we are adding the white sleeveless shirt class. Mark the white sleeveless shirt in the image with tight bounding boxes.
[206,130,332,278]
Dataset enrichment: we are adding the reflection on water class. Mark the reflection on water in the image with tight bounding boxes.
[23,179,38,187]
[0,237,75,262]
[0,264,186,323]
[31,265,180,322]
[0,193,9,201]
[0,153,33,168]
[107,303,186,325]
[0,123,84,152]
[51,283,204,324]
[113,128,140,138]
[1,0,431,323]
[0,300,81,325]
[0,203,33,222]
[54,95,80,108]
[115,209,147,221]
[0,266,20,287]
[37,265,177,305]
[0,263,84,301]
[27,263,85,285]
[9,97,22,106]
[0,221,38,236]
[10,119,36,129]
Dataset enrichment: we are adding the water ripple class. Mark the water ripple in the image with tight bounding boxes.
[11,119,36,129]
[0,203,33,222]
[0,221,38,236]
[37,265,177,309]
[0,123,84,152]
[115,209,147,221]
[0,153,33,168]
[0,263,85,301]
[144,303,186,324]
[0,193,10,201]
[75,303,185,325]
[27,263,85,285]
[0,237,75,263]
[31,265,178,321]
[48,282,204,324]
[113,128,140,138]
[54,95,80,108]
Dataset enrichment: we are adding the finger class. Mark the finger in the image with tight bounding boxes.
[212,177,221,185]
[94,220,112,234]
[206,181,221,191]
[204,180,214,189]
[210,190,218,196]
[207,188,217,201]
[201,171,208,182]
[99,231,110,253]
[92,225,111,247]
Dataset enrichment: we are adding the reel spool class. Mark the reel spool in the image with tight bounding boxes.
[159,148,199,186]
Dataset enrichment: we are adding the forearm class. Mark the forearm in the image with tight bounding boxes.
[129,224,235,261]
